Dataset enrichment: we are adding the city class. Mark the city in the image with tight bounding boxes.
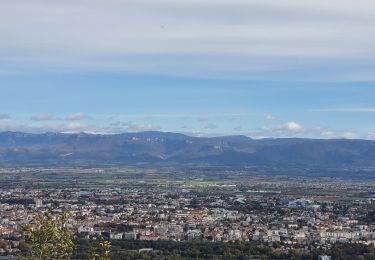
[0,167,374,259]
[1,0,375,259]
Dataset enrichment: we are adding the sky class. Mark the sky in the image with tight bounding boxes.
[1,0,375,139]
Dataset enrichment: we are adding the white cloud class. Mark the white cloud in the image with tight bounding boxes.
[31,113,55,121]
[124,123,161,132]
[0,119,371,140]
[198,118,209,122]
[0,120,161,134]
[1,0,375,80]
[66,112,86,121]
[107,113,253,119]
[319,131,337,138]
[266,114,276,120]
[249,121,363,139]
[105,121,161,132]
[341,132,358,139]
[0,113,10,120]
[314,108,375,112]
[282,121,304,133]
[319,130,358,139]
[204,123,217,130]
[248,121,306,138]
[131,124,161,131]
[65,122,86,131]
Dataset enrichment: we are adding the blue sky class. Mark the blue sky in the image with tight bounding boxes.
[1,0,375,139]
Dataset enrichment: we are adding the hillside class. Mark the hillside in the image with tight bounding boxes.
[0,131,374,167]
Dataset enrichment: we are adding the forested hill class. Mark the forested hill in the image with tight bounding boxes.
[0,131,374,168]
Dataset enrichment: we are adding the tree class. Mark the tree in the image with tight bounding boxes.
[87,245,99,260]
[99,239,112,260]
[18,240,31,252]
[22,213,74,260]
[0,240,8,252]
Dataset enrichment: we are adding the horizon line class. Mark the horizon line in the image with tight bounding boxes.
[0,130,372,141]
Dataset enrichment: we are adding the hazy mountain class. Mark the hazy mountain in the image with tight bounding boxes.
[0,131,374,167]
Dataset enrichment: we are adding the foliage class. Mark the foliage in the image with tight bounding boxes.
[72,239,375,260]
[20,213,113,260]
[22,213,74,260]
[99,239,112,260]
[0,240,8,251]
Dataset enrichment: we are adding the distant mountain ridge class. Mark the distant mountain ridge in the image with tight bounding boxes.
[0,131,375,167]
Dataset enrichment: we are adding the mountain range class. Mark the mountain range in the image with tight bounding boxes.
[0,131,374,167]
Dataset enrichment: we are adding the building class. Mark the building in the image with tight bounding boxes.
[34,198,43,208]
